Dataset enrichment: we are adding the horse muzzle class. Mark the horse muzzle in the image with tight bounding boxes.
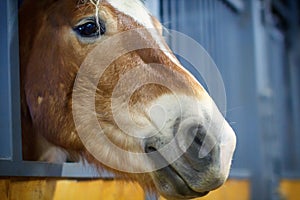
[142,96,236,199]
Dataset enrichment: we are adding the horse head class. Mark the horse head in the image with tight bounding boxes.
[19,0,236,199]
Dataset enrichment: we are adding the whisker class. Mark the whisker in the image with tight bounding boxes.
[162,21,173,27]
[162,26,170,36]
[220,106,243,115]
[229,121,237,125]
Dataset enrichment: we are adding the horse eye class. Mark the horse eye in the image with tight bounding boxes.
[74,19,106,38]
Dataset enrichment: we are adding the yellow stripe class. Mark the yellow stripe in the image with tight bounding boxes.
[280,180,300,200]
[3,178,300,199]
[159,179,250,200]
[0,178,144,200]
[0,178,251,200]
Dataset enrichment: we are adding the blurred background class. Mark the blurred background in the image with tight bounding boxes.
[1,0,299,200]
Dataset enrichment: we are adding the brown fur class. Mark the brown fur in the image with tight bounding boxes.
[19,0,209,193]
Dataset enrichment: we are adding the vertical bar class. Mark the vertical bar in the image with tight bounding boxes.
[255,1,275,199]
[289,46,300,170]
[145,0,160,19]
[0,0,13,160]
[159,0,170,29]
[0,0,21,161]
[288,0,300,172]
[251,1,269,198]
[8,0,22,161]
[269,29,285,200]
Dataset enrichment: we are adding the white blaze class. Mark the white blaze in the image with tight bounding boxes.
[106,0,181,66]
[107,0,154,28]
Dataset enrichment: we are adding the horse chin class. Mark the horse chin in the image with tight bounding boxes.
[151,166,210,200]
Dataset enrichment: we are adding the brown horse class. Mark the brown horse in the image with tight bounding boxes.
[19,0,236,199]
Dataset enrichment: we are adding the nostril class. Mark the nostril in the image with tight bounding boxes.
[145,145,158,153]
[189,125,206,147]
[194,136,203,147]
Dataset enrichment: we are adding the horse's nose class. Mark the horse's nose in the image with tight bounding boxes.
[144,122,219,170]
[182,125,219,170]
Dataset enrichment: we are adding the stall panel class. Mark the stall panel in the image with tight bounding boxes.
[280,180,300,200]
[0,179,249,200]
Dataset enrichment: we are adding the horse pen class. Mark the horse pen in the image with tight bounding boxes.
[1,0,300,200]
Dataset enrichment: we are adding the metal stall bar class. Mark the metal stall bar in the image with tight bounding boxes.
[8,0,23,163]
[0,0,22,161]
[288,0,300,173]
[0,0,13,161]
[251,1,277,199]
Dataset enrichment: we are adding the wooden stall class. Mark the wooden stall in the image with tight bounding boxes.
[0,178,250,200]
